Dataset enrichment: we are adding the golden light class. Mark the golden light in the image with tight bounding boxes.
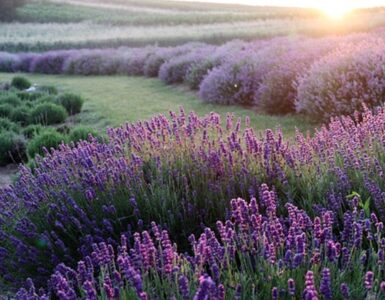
[316,1,354,19]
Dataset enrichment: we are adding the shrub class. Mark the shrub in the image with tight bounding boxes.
[198,56,260,105]
[63,50,120,75]
[185,59,218,90]
[0,82,11,91]
[56,124,71,135]
[68,126,102,143]
[199,38,300,105]
[0,117,20,132]
[256,37,338,114]
[36,85,58,95]
[9,106,31,126]
[185,40,248,90]
[22,124,43,139]
[17,189,385,299]
[143,47,176,77]
[0,103,14,118]
[30,103,68,125]
[27,129,66,158]
[144,43,206,77]
[11,76,31,90]
[0,94,22,107]
[0,52,19,72]
[296,41,385,121]
[0,131,27,166]
[17,91,45,101]
[56,93,84,115]
[29,51,74,74]
[117,47,156,76]
[35,95,56,104]
[12,53,36,72]
[159,46,215,84]
[3,107,385,292]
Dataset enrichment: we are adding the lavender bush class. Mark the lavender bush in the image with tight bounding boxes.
[11,53,37,73]
[143,47,177,77]
[185,40,248,90]
[158,46,215,84]
[16,186,385,299]
[63,49,121,75]
[296,39,385,121]
[256,37,339,114]
[2,32,385,119]
[29,51,75,74]
[3,105,385,292]
[199,37,300,105]
[144,43,206,78]
[117,47,156,76]
[198,59,252,105]
[0,52,19,72]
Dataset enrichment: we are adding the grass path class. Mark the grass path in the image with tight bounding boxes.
[0,73,316,136]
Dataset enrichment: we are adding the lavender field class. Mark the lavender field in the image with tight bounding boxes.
[2,0,385,299]
[2,30,385,121]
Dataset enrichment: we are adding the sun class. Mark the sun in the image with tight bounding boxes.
[317,1,354,19]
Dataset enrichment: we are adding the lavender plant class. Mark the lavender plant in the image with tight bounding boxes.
[255,37,339,114]
[144,43,207,78]
[15,185,385,299]
[198,37,297,105]
[296,39,385,121]
[2,105,385,291]
[158,46,215,84]
[63,49,121,75]
[117,47,156,76]
[29,51,76,74]
[184,40,248,90]
[2,32,385,119]
[0,52,19,72]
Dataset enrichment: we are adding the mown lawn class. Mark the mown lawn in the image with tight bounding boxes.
[0,73,316,136]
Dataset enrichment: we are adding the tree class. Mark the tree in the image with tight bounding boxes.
[0,0,26,21]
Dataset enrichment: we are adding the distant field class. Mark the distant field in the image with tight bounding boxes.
[17,1,313,25]
[0,20,307,52]
[2,0,384,51]
[0,73,315,136]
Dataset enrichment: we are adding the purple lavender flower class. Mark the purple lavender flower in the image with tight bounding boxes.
[193,275,215,300]
[380,282,385,294]
[178,275,189,300]
[272,287,278,300]
[303,271,318,300]
[320,268,332,300]
[364,271,374,290]
[340,283,350,299]
[288,278,295,296]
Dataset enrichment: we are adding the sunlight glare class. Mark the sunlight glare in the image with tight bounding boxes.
[316,0,354,19]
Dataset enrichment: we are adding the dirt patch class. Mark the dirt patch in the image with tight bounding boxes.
[0,164,18,188]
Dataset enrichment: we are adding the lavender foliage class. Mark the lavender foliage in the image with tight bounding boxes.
[1,104,385,295]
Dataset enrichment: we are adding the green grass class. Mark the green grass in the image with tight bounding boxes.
[0,73,316,137]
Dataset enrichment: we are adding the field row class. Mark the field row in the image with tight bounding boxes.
[2,30,385,121]
[3,10,385,51]
[17,0,315,25]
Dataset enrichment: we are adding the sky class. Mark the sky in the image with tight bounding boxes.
[178,0,385,9]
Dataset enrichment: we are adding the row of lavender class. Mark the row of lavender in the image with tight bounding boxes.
[1,30,385,120]
[2,104,385,298]
[16,187,385,299]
